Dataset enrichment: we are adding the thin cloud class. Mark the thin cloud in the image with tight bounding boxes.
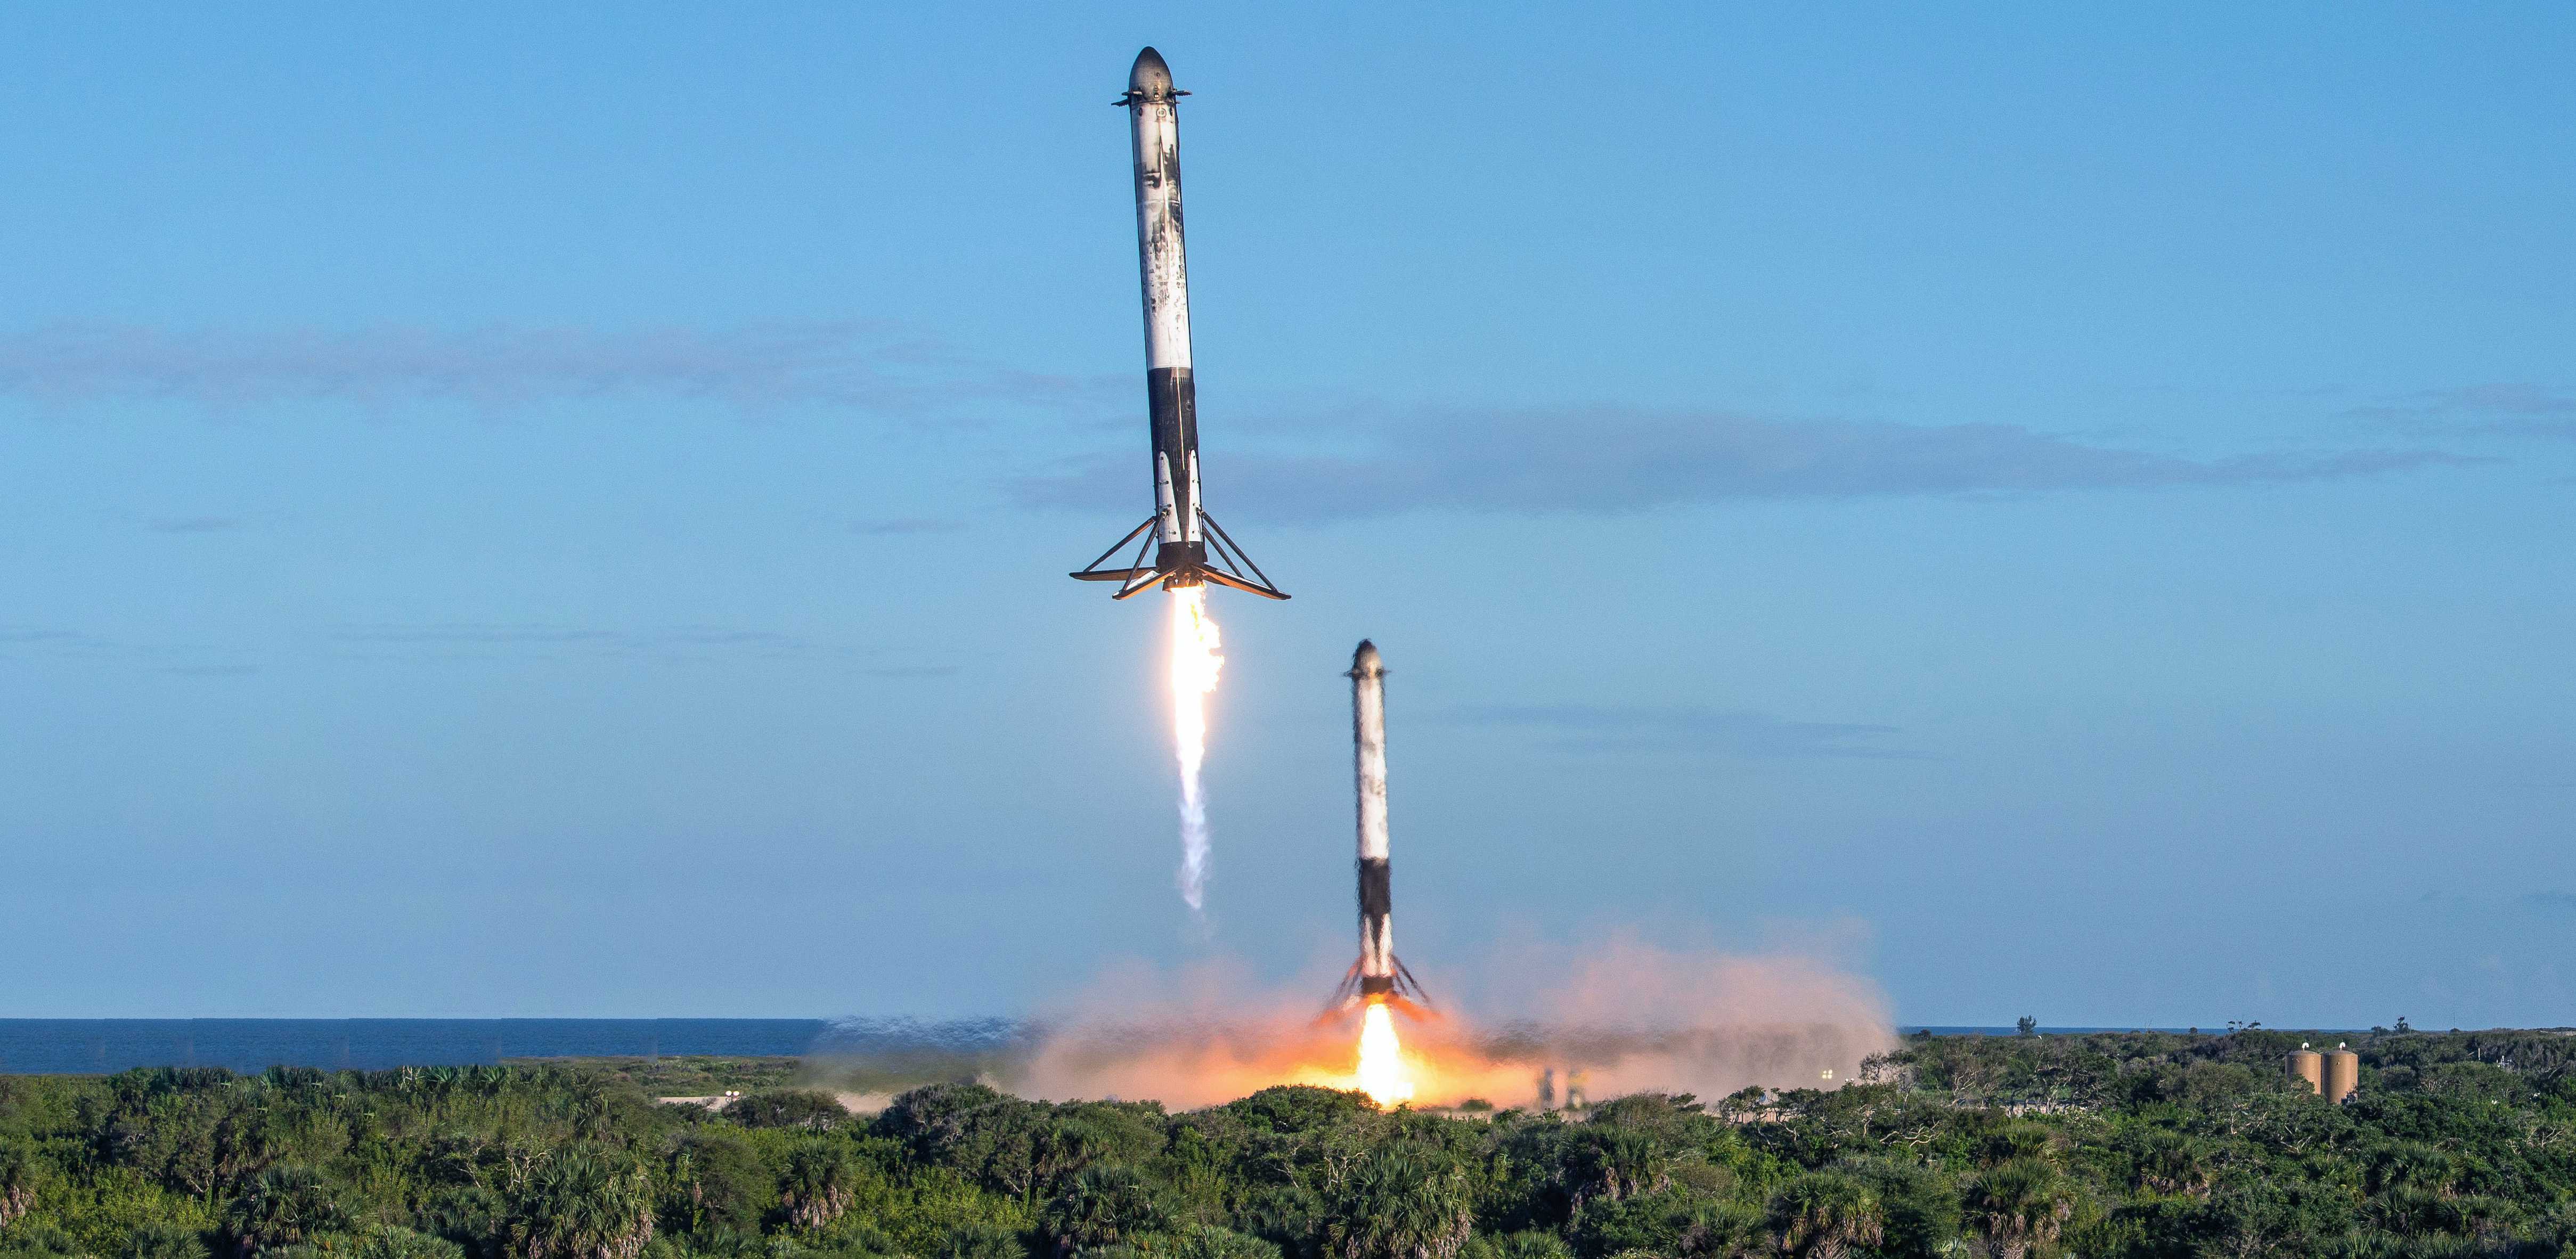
[0,627,215,665]
[0,322,1120,416]
[332,625,623,645]
[1015,406,2462,521]
[0,627,85,645]
[2347,383,2576,440]
[1454,704,1918,759]
[2432,384,2576,416]
[327,624,811,654]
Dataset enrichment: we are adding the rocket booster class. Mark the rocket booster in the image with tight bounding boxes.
[1353,641,1396,996]
[1335,640,1430,1013]
[1070,48,1287,602]
[1129,47,1201,574]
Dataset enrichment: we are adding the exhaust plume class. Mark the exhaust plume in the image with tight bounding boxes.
[997,941,1896,1109]
[1168,587,1224,913]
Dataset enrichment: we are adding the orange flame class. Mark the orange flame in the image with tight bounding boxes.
[1355,1000,1416,1106]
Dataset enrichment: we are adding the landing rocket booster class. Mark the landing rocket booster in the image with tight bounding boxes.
[1333,641,1431,1014]
[1070,48,1287,602]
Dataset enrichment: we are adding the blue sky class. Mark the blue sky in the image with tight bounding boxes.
[2,3,2570,1027]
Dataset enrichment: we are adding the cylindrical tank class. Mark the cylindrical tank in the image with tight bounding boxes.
[2324,1051,2359,1102]
[2285,1051,2322,1094]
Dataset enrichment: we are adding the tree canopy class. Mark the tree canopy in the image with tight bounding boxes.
[1,1029,2573,1258]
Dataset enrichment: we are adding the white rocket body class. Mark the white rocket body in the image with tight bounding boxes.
[1069,50,1286,602]
[1126,51,1202,553]
[1335,640,1425,1013]
[1352,641,1395,994]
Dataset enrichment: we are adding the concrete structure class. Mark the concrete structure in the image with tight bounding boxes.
[2324,1050,2360,1103]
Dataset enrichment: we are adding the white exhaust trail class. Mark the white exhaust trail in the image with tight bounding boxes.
[1168,586,1224,913]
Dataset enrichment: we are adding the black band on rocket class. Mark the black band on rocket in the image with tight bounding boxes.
[1064,50,1287,602]
[1146,366,1198,509]
[1358,857,1391,918]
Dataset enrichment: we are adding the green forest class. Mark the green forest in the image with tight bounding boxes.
[3,1028,2573,1259]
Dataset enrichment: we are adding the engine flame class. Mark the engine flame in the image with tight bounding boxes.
[1355,1000,1415,1107]
[1168,585,1223,913]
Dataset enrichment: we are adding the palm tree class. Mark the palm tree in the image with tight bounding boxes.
[2365,1141,2456,1197]
[353,1227,468,1259]
[1169,1224,1289,1259]
[936,1220,1028,1259]
[1032,1117,1112,1196]
[2126,1129,2213,1197]
[1567,1129,1667,1206]
[0,1140,35,1229]
[1322,1151,1474,1259]
[1041,1165,1167,1255]
[225,1164,347,1256]
[1963,1158,2076,1259]
[780,1142,858,1232]
[1767,1171,1886,1259]
[507,1145,654,1259]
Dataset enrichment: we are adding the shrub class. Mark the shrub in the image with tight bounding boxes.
[930,1221,1023,1259]
[1222,1089,1375,1137]
[1040,1168,1165,1255]
[1567,1192,1755,1259]
[1164,1225,1281,1259]
[1320,1151,1472,1259]
[120,1223,210,1259]
[727,1095,849,1135]
[225,1166,348,1256]
[1961,1158,2075,1259]
[1765,1172,1884,1259]
[667,1134,776,1235]
[508,1146,654,1259]
[0,1142,37,1230]
[780,1144,858,1233]
[1457,1234,1570,1259]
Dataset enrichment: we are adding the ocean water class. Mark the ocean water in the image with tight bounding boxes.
[0,1019,832,1075]
[0,1020,2212,1077]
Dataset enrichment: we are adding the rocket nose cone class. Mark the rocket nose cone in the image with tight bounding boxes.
[1129,47,1175,96]
[1352,640,1383,675]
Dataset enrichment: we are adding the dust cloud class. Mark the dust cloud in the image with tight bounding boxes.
[990,940,1895,1110]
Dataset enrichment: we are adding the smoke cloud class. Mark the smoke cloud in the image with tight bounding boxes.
[927,941,1898,1111]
